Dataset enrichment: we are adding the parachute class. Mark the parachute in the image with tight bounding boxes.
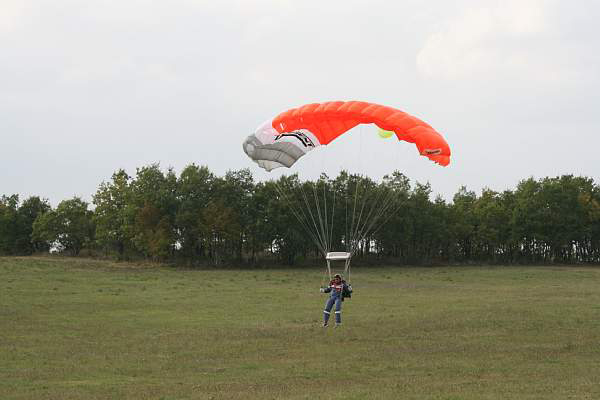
[243,101,450,171]
[378,128,395,139]
[243,101,451,282]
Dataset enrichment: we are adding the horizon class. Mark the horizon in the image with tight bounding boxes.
[5,160,597,209]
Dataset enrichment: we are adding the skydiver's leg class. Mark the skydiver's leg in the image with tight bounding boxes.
[323,297,335,325]
[335,298,342,325]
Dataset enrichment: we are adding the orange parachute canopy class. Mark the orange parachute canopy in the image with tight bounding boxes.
[272,101,450,166]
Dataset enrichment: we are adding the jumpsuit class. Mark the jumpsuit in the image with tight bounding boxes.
[323,280,349,325]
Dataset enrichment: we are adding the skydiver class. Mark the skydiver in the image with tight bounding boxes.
[320,273,352,327]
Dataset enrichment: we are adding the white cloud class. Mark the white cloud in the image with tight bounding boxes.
[416,0,553,81]
[0,0,29,33]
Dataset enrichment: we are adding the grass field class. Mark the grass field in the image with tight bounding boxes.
[1,257,600,399]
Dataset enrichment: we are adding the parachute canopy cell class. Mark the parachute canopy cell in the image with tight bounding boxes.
[243,101,451,171]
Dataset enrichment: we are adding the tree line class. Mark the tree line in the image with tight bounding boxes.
[1,164,599,265]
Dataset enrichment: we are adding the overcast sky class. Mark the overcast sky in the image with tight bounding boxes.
[2,0,599,205]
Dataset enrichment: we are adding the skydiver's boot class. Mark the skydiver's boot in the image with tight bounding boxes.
[323,310,331,327]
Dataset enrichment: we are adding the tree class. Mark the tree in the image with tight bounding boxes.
[200,200,240,266]
[374,172,411,260]
[128,164,177,260]
[175,164,214,260]
[450,186,477,262]
[16,196,51,254]
[473,189,506,262]
[134,203,175,261]
[0,195,19,254]
[93,169,133,259]
[32,197,94,255]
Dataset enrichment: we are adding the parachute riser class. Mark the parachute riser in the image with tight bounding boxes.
[325,251,352,284]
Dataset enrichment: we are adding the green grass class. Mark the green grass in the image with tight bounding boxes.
[1,257,600,399]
